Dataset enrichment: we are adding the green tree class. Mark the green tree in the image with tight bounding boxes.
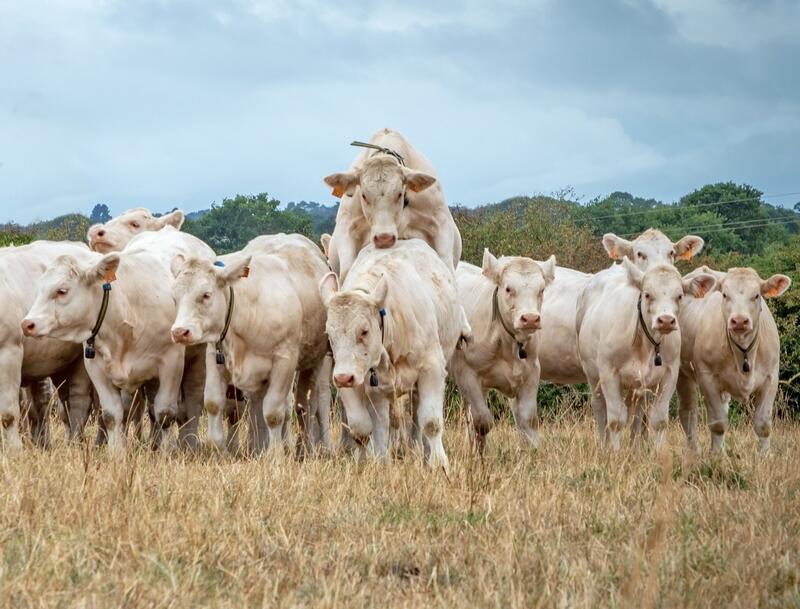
[90,203,112,223]
[184,193,313,253]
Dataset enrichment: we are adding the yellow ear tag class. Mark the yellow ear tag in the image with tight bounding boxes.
[242,266,250,279]
[331,185,345,198]
[104,269,117,283]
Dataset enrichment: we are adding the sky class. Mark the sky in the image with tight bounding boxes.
[1,0,799,223]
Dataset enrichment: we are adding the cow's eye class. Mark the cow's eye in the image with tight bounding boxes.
[723,293,728,300]
[361,193,368,203]
[130,221,140,229]
[637,252,646,260]
[360,329,369,338]
[203,292,212,300]
[56,288,68,297]
[505,286,512,295]
[669,251,675,258]
[754,294,760,301]
[677,294,683,302]
[644,292,651,300]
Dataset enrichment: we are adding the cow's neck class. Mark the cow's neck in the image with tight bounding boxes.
[91,280,135,352]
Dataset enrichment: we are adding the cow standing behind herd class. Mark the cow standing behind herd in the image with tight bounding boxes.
[1,128,792,467]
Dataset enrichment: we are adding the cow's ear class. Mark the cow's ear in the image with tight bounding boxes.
[481,249,500,284]
[157,209,185,230]
[216,254,251,286]
[621,256,644,288]
[320,233,331,258]
[319,272,339,307]
[674,235,704,261]
[602,233,633,260]
[683,273,716,298]
[372,274,389,308]
[324,171,360,198]
[85,253,120,284]
[402,169,436,193]
[538,254,556,285]
[762,274,791,299]
[170,254,186,278]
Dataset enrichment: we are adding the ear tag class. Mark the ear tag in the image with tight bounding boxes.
[379,308,387,318]
[242,266,250,278]
[742,354,751,373]
[517,342,527,360]
[213,260,225,268]
[332,186,345,198]
[84,342,96,359]
[216,349,225,366]
[369,368,379,387]
[103,269,116,283]
[654,346,662,367]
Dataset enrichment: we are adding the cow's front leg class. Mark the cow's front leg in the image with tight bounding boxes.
[152,348,185,451]
[451,358,492,452]
[364,388,391,460]
[260,358,297,456]
[677,370,699,453]
[588,381,607,448]
[753,372,779,455]
[28,379,53,449]
[203,346,228,451]
[648,367,679,451]
[599,371,625,451]
[246,387,268,455]
[177,348,205,451]
[0,345,23,450]
[338,386,371,461]
[415,356,449,471]
[85,361,126,454]
[696,371,728,454]
[62,363,94,443]
[511,361,542,449]
[312,355,334,455]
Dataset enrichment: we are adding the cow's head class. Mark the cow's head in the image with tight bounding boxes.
[170,254,251,345]
[319,272,388,388]
[21,253,120,342]
[482,249,555,336]
[604,229,704,271]
[622,257,715,336]
[87,208,185,253]
[324,156,436,249]
[716,268,790,337]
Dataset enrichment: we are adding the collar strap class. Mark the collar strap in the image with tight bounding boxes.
[637,294,662,366]
[492,287,527,359]
[369,307,387,387]
[85,282,112,359]
[215,287,235,365]
[350,141,406,166]
[728,329,759,373]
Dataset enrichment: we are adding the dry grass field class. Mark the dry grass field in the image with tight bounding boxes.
[1,405,799,609]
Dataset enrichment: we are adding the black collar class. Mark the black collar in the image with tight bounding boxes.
[727,328,759,373]
[215,287,235,365]
[84,282,112,359]
[637,294,662,366]
[492,287,527,359]
[350,140,406,166]
[369,307,387,387]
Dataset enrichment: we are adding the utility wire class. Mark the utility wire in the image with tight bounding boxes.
[617,216,800,238]
[574,190,800,224]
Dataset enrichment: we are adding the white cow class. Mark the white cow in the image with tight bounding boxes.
[87,208,185,253]
[0,242,95,449]
[170,234,332,455]
[576,257,715,450]
[538,229,706,386]
[677,266,791,454]
[323,128,461,278]
[320,239,462,469]
[450,249,555,450]
[22,227,215,452]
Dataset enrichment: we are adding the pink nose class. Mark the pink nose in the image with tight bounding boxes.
[334,373,355,388]
[519,313,541,329]
[21,319,37,336]
[171,327,192,343]
[729,315,751,332]
[656,315,676,332]
[373,233,396,248]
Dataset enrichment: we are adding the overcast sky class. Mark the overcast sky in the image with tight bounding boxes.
[1,0,798,223]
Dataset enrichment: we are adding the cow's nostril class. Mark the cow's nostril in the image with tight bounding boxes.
[97,230,105,237]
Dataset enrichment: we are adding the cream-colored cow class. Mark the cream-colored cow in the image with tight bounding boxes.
[450,250,555,450]
[538,229,705,386]
[323,128,461,278]
[22,227,215,453]
[170,234,332,455]
[577,258,715,450]
[677,266,791,454]
[0,242,95,449]
[320,239,462,469]
[87,208,185,253]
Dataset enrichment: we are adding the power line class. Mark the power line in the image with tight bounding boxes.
[574,190,800,224]
[617,216,800,238]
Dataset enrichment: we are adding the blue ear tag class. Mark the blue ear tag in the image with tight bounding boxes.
[213,260,225,267]
[379,308,386,318]
[102,282,112,291]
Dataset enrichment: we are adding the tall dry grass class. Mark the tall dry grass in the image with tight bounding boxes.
[1,406,799,608]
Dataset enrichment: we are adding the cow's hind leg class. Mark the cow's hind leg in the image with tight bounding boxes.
[415,357,449,471]
[0,345,23,450]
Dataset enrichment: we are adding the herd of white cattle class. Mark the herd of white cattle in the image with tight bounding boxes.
[2,128,792,468]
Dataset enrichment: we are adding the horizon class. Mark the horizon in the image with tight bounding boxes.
[2,1,799,223]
